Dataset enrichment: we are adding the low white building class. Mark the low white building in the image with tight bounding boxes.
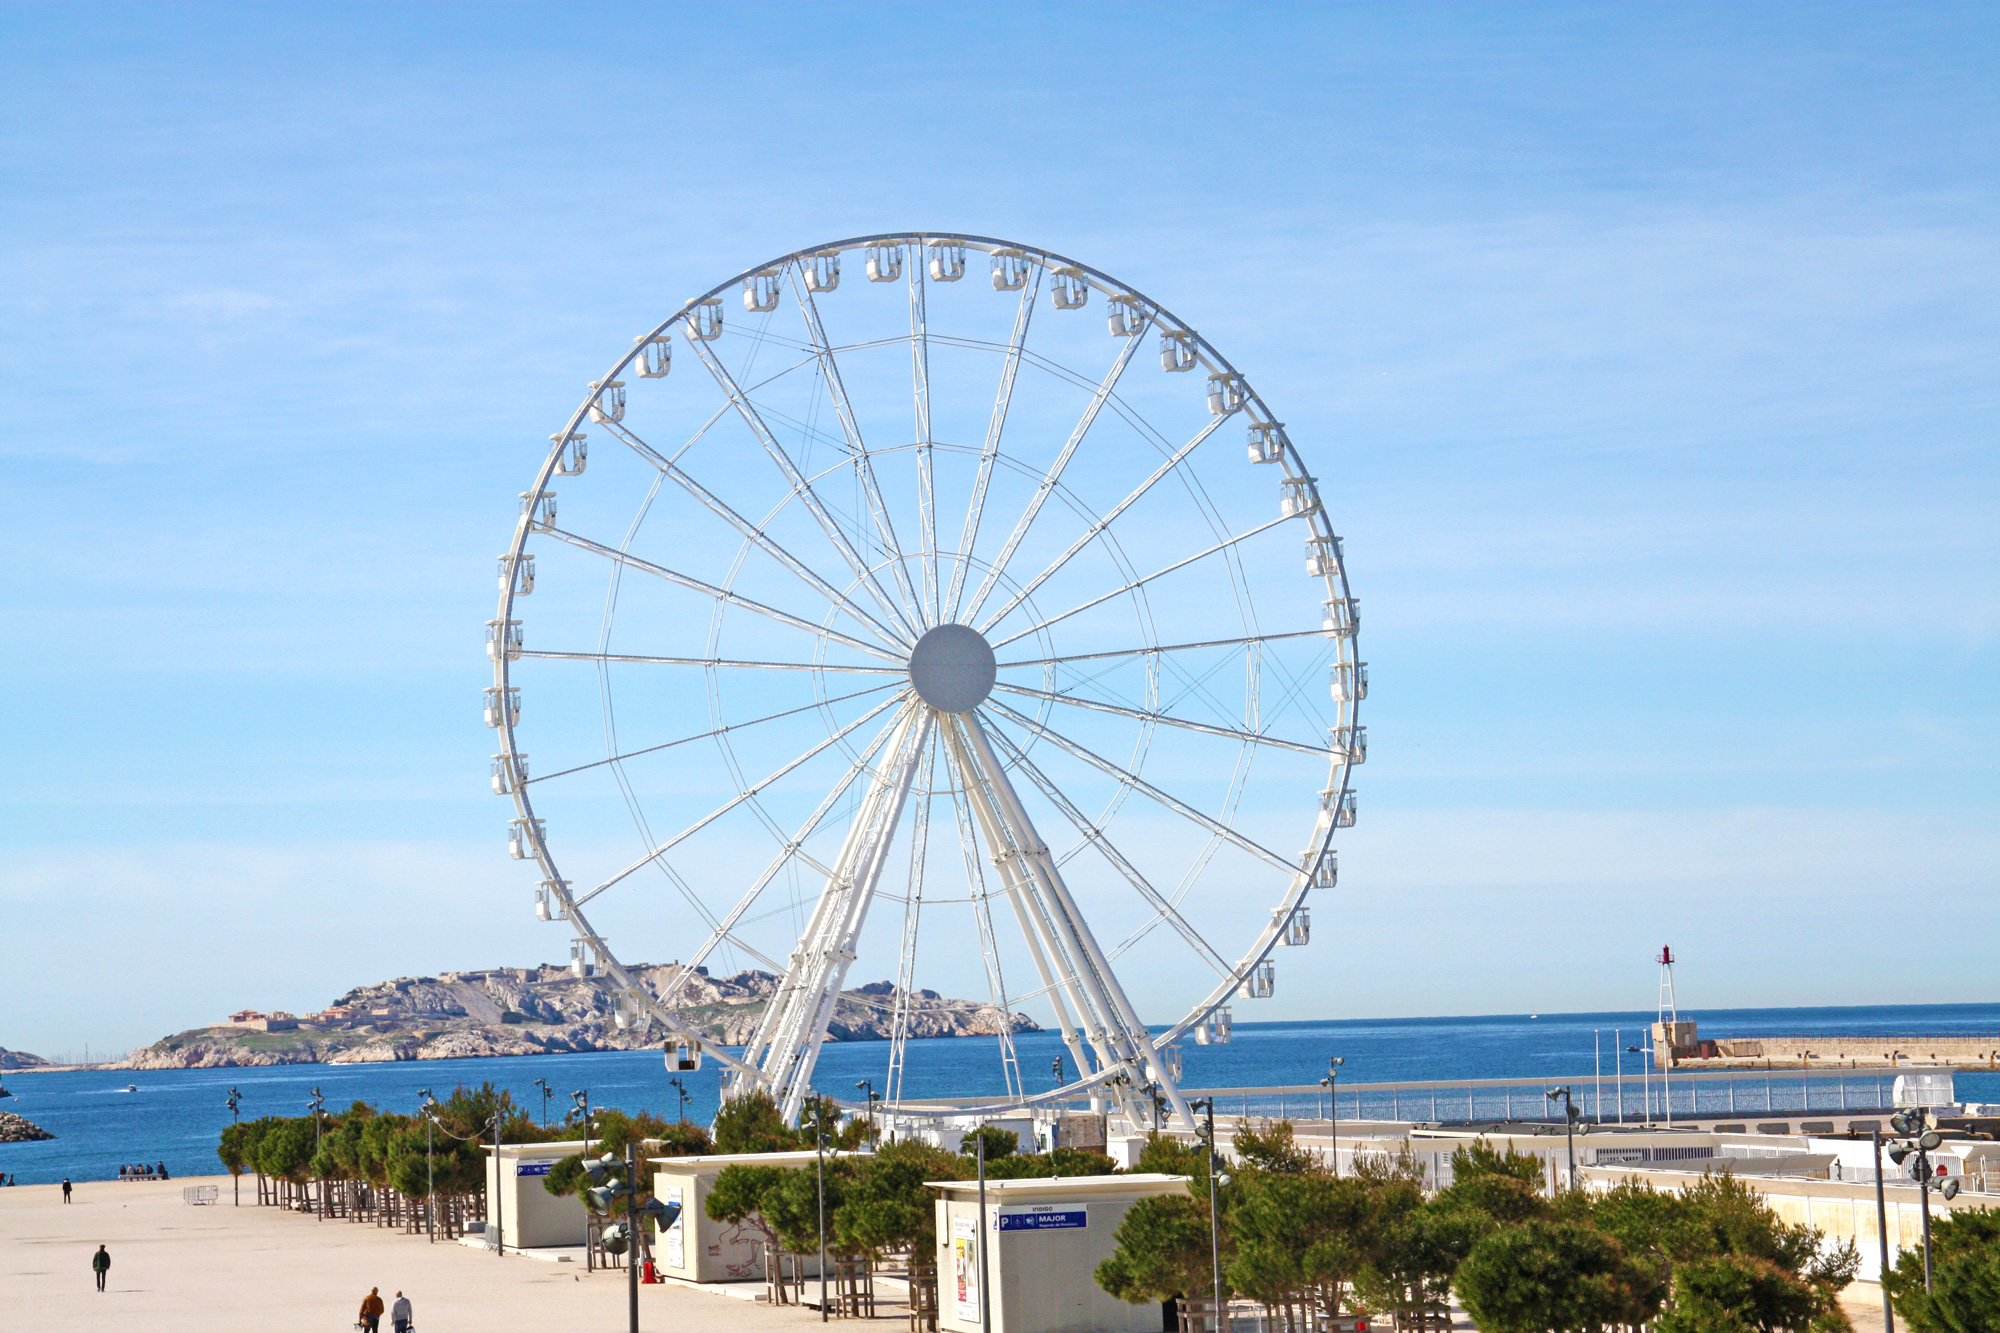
[482,1141,594,1250]
[931,1173,1189,1333]
[650,1149,869,1284]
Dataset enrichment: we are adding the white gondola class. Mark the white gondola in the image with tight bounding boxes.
[1248,422,1285,464]
[1329,661,1368,702]
[865,245,903,282]
[508,817,545,860]
[588,380,624,425]
[1160,328,1198,372]
[534,882,555,921]
[498,552,535,595]
[1329,725,1367,765]
[485,618,523,662]
[1279,477,1320,518]
[1239,960,1275,999]
[634,334,671,378]
[667,1037,703,1072]
[1107,293,1147,337]
[1278,906,1311,947]
[1192,1005,1233,1045]
[686,297,724,341]
[1330,791,1357,828]
[553,432,588,475]
[1161,1043,1184,1081]
[1207,372,1246,415]
[491,752,528,794]
[1306,535,1343,578]
[483,685,520,729]
[804,251,841,292]
[1301,847,1338,889]
[928,242,965,281]
[743,270,782,312]
[521,491,557,533]
[1321,596,1359,638]
[569,939,592,978]
[1050,266,1089,309]
[990,247,1032,291]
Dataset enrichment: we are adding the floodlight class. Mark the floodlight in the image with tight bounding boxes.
[601,1221,629,1255]
[1919,1131,1942,1151]
[1888,1145,1911,1165]
[1941,1179,1960,1201]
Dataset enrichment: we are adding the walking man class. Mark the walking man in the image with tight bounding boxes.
[62,1177,72,1203]
[390,1290,413,1333]
[92,1244,110,1291]
[359,1286,385,1332]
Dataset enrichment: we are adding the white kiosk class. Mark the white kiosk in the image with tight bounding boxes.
[482,1141,596,1250]
[651,1149,871,1283]
[931,1174,1191,1333]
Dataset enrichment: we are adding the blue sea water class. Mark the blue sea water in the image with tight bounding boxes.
[4,1003,1997,1186]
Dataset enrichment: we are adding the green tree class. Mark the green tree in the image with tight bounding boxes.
[1134,1132,1212,1180]
[1096,1190,1224,1307]
[713,1090,802,1154]
[1228,1169,1373,1319]
[963,1125,1019,1161]
[1884,1207,2000,1333]
[834,1139,967,1268]
[1654,1254,1823,1333]
[1232,1120,1317,1176]
[707,1162,791,1252]
[1455,1220,1663,1333]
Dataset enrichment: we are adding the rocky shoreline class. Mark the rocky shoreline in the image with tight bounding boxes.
[118,964,1037,1070]
[0,1111,54,1143]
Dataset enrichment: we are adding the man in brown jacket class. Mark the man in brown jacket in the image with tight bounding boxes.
[359,1287,386,1332]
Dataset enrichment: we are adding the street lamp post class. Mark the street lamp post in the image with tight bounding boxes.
[810,1099,829,1323]
[226,1088,241,1206]
[1546,1087,1579,1189]
[1871,1129,1896,1333]
[307,1087,327,1219]
[532,1077,552,1128]
[856,1080,877,1143]
[419,1089,436,1243]
[1191,1098,1228,1333]
[669,1077,690,1123]
[1886,1107,1960,1294]
[1319,1057,1344,1177]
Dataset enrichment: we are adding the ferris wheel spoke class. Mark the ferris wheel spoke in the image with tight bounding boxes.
[521,649,899,674]
[529,681,899,786]
[984,724,1232,977]
[572,692,910,909]
[998,627,1330,668]
[990,681,1328,757]
[988,514,1291,650]
[791,268,927,630]
[909,259,941,625]
[680,323,921,643]
[655,712,916,1012]
[542,527,904,663]
[944,269,1042,623]
[984,697,1295,875]
[979,413,1230,635]
[961,315,1153,625]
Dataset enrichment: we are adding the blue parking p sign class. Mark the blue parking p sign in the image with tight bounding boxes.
[996,1205,1086,1232]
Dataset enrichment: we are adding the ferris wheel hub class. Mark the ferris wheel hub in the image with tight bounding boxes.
[907,623,997,713]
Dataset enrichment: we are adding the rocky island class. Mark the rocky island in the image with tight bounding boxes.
[120,964,1038,1069]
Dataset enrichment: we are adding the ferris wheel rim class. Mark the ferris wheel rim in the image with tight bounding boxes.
[491,231,1362,1118]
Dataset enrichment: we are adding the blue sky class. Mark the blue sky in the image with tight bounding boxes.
[3,3,1995,1057]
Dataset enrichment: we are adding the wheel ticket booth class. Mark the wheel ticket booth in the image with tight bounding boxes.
[931,1174,1192,1333]
[651,1150,870,1283]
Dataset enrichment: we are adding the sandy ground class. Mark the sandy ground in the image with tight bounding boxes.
[3,1175,855,1332]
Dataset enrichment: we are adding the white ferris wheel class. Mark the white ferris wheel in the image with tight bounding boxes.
[488,233,1364,1132]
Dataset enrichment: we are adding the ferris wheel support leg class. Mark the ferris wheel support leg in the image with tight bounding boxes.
[939,716,1099,1100]
[750,707,934,1125]
[959,711,1197,1132]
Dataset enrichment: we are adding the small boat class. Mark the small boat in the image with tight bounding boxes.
[125,1084,137,1093]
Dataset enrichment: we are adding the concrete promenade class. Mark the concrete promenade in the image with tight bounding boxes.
[1,1174,829,1332]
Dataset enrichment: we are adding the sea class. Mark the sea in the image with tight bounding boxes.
[5,1003,1998,1186]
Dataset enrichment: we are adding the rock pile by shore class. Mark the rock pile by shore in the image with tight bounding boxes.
[0,1111,54,1142]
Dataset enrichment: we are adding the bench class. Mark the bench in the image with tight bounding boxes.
[182,1185,219,1205]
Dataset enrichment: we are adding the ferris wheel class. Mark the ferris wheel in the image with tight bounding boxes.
[488,233,1363,1130]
